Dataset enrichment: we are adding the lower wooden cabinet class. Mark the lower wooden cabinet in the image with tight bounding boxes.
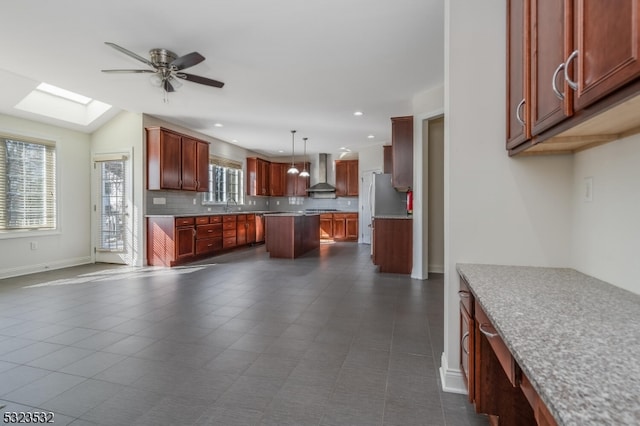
[147,213,264,266]
[319,212,358,242]
[372,218,412,274]
[459,274,557,426]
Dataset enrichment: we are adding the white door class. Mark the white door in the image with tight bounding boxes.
[359,169,378,244]
[93,154,131,264]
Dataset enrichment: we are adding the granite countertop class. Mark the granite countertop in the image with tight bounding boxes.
[456,264,640,426]
[373,215,413,220]
[146,211,272,217]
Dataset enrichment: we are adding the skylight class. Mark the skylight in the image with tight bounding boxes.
[37,83,92,105]
[15,82,112,127]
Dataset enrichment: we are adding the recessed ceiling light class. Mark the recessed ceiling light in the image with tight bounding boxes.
[353,111,363,116]
[278,150,284,153]
[214,123,223,127]
[367,135,375,139]
[232,139,238,143]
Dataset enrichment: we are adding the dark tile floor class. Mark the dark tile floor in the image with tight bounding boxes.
[0,243,487,426]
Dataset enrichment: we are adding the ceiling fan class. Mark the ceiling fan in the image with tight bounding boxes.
[101,42,224,97]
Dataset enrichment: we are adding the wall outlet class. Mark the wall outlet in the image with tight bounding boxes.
[207,207,211,211]
[584,177,593,202]
[193,198,197,205]
[153,197,166,205]
[30,241,38,250]
[276,201,280,205]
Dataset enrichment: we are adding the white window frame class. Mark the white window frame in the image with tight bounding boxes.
[0,132,59,238]
[202,156,244,205]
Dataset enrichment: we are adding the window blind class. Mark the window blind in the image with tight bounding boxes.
[0,136,57,230]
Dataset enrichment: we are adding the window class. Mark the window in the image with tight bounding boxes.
[0,135,56,231]
[202,156,244,205]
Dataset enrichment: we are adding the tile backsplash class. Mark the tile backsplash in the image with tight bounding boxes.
[145,190,358,215]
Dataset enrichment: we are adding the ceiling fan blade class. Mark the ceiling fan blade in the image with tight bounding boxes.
[101,69,156,73]
[105,42,156,68]
[171,52,205,70]
[179,73,225,88]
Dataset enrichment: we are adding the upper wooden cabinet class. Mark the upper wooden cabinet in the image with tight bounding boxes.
[509,0,640,155]
[335,160,358,196]
[285,162,311,196]
[146,127,209,192]
[383,145,393,174]
[246,158,270,196]
[269,162,285,196]
[506,0,530,149]
[391,116,413,191]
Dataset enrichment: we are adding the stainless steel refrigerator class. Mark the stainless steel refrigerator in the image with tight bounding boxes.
[369,173,407,217]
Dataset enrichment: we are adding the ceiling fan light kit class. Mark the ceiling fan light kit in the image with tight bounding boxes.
[101,42,224,101]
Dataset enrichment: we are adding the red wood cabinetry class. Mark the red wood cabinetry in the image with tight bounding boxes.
[509,0,640,155]
[335,160,358,196]
[269,163,286,196]
[285,162,310,196]
[391,116,413,191]
[246,158,270,196]
[146,127,209,191]
[372,218,412,274]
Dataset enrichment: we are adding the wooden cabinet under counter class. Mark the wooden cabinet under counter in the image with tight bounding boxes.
[372,217,412,274]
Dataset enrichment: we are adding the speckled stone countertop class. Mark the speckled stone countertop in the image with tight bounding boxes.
[456,264,640,426]
[373,215,413,220]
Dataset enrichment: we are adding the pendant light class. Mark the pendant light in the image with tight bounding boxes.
[287,130,299,174]
[299,137,310,177]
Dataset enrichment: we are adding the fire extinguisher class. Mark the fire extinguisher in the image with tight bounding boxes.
[406,188,413,215]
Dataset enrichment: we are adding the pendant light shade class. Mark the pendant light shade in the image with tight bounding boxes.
[299,137,310,177]
[287,130,299,174]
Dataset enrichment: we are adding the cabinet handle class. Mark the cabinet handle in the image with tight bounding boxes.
[552,62,566,100]
[564,50,579,91]
[515,98,526,126]
[479,323,499,339]
[458,290,470,299]
[192,228,196,237]
[461,331,470,355]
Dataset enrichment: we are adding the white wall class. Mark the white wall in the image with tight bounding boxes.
[428,117,444,273]
[571,133,640,294]
[441,0,574,392]
[412,85,445,279]
[0,114,92,278]
[91,111,144,266]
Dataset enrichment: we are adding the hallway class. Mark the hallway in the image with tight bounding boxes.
[0,243,486,425]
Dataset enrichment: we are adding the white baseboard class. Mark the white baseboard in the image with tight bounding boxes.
[439,352,468,394]
[429,263,445,274]
[0,256,93,280]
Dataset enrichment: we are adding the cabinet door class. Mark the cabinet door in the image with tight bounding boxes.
[255,215,265,243]
[270,163,285,196]
[572,0,640,110]
[460,303,474,402]
[236,216,247,246]
[391,116,413,191]
[347,161,358,196]
[295,162,310,196]
[150,129,181,190]
[181,137,198,191]
[196,141,209,192]
[246,158,258,196]
[335,161,348,196]
[383,145,393,174]
[259,159,270,196]
[506,0,531,149]
[333,216,346,240]
[320,214,333,239]
[530,0,573,136]
[175,226,195,260]
[345,215,358,241]
[246,215,256,244]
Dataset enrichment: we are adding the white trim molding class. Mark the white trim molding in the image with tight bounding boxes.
[439,351,468,394]
[0,256,92,280]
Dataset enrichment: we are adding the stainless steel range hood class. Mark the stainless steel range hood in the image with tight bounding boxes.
[307,153,336,198]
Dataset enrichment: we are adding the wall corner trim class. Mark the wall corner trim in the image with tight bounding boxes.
[439,351,468,394]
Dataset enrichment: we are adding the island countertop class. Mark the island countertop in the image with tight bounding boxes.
[456,263,640,426]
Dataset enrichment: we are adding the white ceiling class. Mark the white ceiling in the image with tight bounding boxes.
[0,0,443,157]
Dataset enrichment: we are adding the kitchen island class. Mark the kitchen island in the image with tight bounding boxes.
[265,213,320,259]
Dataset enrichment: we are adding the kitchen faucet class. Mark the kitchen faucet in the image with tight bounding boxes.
[225,197,238,212]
